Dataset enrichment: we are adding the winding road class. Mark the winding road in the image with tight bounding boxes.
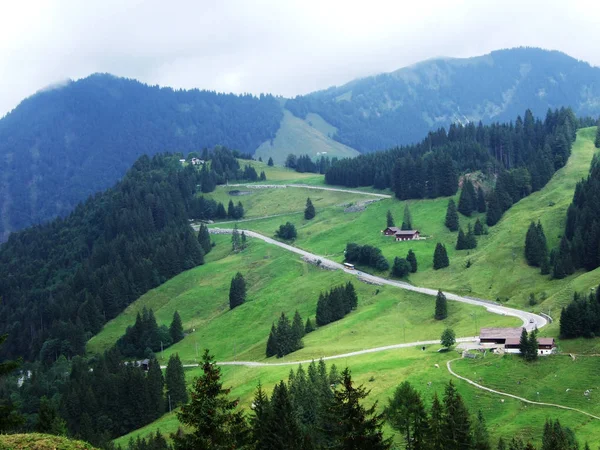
[225,183,392,198]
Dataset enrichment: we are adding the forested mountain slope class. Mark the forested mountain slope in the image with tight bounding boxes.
[0,74,282,240]
[287,48,600,152]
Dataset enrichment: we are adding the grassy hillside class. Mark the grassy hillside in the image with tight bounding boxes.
[0,434,97,450]
[211,128,599,326]
[89,234,518,363]
[115,348,600,447]
[254,109,359,165]
[238,159,322,183]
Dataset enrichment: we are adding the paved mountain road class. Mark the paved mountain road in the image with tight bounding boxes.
[225,183,392,198]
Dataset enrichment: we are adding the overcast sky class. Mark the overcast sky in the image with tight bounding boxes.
[0,0,599,116]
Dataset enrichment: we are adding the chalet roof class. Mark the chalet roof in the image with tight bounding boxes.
[385,227,402,233]
[395,230,419,235]
[504,338,521,346]
[538,338,555,346]
[480,327,524,340]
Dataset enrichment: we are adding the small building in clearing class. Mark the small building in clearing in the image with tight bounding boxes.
[382,227,421,241]
[480,327,556,356]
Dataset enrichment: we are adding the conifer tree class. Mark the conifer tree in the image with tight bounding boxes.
[197,224,212,255]
[428,393,444,450]
[486,192,503,226]
[474,218,485,236]
[441,381,472,450]
[268,157,274,166]
[345,281,358,312]
[305,317,315,334]
[231,224,241,252]
[304,197,316,220]
[35,396,66,436]
[241,231,247,249]
[458,180,475,216]
[527,329,539,361]
[552,236,574,279]
[466,224,477,249]
[173,349,248,449]
[476,187,487,213]
[402,204,413,230]
[229,272,246,309]
[433,243,449,270]
[595,121,600,148]
[327,368,391,449]
[227,200,236,219]
[266,381,303,449]
[147,358,165,420]
[435,290,448,320]
[291,310,305,349]
[169,311,184,344]
[472,410,491,450]
[391,257,411,278]
[266,324,278,358]
[519,328,530,359]
[456,227,467,250]
[166,353,188,409]
[385,381,429,450]
[249,382,271,449]
[259,171,266,181]
[406,249,418,273]
[386,210,395,228]
[216,202,227,219]
[525,221,547,267]
[445,199,459,231]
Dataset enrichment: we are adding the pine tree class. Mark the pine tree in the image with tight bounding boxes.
[291,310,305,350]
[227,200,236,219]
[266,381,303,449]
[197,224,212,255]
[428,393,444,450]
[166,353,188,409]
[305,317,315,334]
[458,180,475,216]
[35,396,66,436]
[327,368,391,449]
[266,324,278,358]
[173,350,248,449]
[345,281,358,312]
[445,199,459,231]
[249,382,271,449]
[268,157,274,167]
[433,243,449,270]
[456,227,467,250]
[231,224,241,252]
[519,328,530,358]
[241,231,247,249]
[259,171,266,181]
[527,329,539,361]
[472,410,491,450]
[476,187,487,213]
[465,224,477,249]
[486,192,503,226]
[169,311,184,344]
[401,204,413,230]
[385,381,429,450]
[147,358,165,420]
[406,249,418,273]
[229,272,246,309]
[391,257,411,278]
[525,221,547,267]
[305,197,316,220]
[435,290,448,320]
[552,236,574,279]
[275,312,294,358]
[386,210,395,228]
[441,381,472,450]
[474,218,485,236]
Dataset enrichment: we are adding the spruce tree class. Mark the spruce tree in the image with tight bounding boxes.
[595,121,600,148]
[229,272,246,309]
[165,353,188,409]
[249,382,271,449]
[406,249,418,273]
[291,310,305,351]
[305,197,316,220]
[197,224,212,255]
[525,221,544,266]
[216,202,227,219]
[519,328,530,359]
[327,368,391,449]
[227,200,236,219]
[391,257,411,278]
[441,381,472,450]
[386,210,395,228]
[472,410,491,450]
[445,199,459,231]
[241,231,247,249]
[344,281,358,312]
[385,381,429,450]
[433,243,449,270]
[435,290,448,320]
[35,396,66,436]
[456,227,467,250]
[266,324,278,358]
[173,350,248,449]
[268,157,274,166]
[147,358,165,420]
[275,312,294,358]
[231,224,241,252]
[458,180,475,216]
[466,224,477,249]
[259,171,266,181]
[527,329,539,361]
[474,218,485,236]
[552,236,574,279]
[428,393,444,450]
[305,317,315,334]
[401,204,413,230]
[476,186,487,213]
[486,192,503,226]
[169,311,184,344]
[266,381,303,449]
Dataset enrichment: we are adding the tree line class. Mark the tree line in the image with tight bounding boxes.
[266,311,307,358]
[315,282,358,326]
[285,154,334,174]
[559,284,600,339]
[345,243,390,271]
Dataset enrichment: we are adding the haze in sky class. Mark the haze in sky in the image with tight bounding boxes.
[0,0,599,117]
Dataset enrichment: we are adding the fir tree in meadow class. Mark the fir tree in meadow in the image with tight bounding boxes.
[445,199,459,231]
[229,272,247,309]
[435,290,448,320]
[474,218,485,236]
[266,324,278,358]
[476,186,487,213]
[304,317,315,334]
[147,358,165,421]
[525,221,547,267]
[433,243,449,270]
[169,311,184,344]
[385,381,429,450]
[406,249,418,273]
[486,192,503,226]
[197,223,212,255]
[465,223,477,249]
[266,381,303,449]
[401,203,413,230]
[291,310,305,347]
[259,171,266,181]
[165,353,188,409]
[386,210,395,228]
[391,257,411,278]
[268,157,274,166]
[472,410,491,450]
[305,197,316,220]
[429,393,444,450]
[441,381,472,450]
[231,224,241,252]
[458,179,476,216]
[456,227,467,250]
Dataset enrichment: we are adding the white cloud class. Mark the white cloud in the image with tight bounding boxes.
[0,0,598,116]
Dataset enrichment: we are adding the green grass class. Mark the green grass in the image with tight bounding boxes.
[254,110,359,165]
[202,185,370,220]
[216,128,600,331]
[237,159,321,183]
[0,434,97,450]
[89,235,519,364]
[114,348,600,448]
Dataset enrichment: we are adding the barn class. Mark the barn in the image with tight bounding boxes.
[382,227,421,241]
[480,327,556,355]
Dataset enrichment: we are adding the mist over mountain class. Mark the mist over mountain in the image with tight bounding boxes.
[1,47,599,239]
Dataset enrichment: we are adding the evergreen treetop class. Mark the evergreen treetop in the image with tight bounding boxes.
[386,210,395,228]
[401,204,413,230]
[445,199,459,231]
[305,197,316,220]
[435,290,448,320]
[433,243,450,270]
[457,179,476,216]
[169,311,185,344]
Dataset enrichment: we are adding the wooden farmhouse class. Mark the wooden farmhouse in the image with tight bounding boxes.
[382,227,421,241]
[479,327,556,356]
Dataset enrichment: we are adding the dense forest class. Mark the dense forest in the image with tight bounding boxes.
[0,74,282,240]
[559,284,600,339]
[0,154,208,361]
[286,48,600,152]
[325,109,577,225]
